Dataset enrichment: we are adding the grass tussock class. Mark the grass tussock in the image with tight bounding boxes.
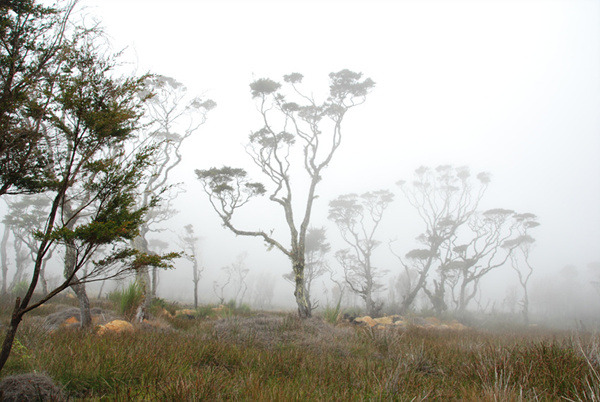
[0,301,599,400]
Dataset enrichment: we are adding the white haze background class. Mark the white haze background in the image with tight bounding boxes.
[14,0,600,312]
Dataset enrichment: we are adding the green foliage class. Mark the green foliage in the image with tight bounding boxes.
[322,294,343,325]
[0,0,65,195]
[149,298,179,316]
[108,282,143,319]
[11,281,30,298]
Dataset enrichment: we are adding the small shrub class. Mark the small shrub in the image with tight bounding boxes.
[196,304,218,318]
[322,294,343,324]
[108,282,143,319]
[11,281,30,298]
[0,373,65,401]
[150,298,179,316]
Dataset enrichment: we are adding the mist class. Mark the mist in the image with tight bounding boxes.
[1,0,599,329]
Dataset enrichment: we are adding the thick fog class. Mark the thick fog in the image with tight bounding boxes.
[2,0,599,324]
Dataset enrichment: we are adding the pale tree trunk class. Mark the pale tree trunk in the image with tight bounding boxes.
[38,247,54,297]
[293,258,311,318]
[192,260,199,309]
[134,233,151,321]
[521,292,529,326]
[151,266,159,299]
[64,239,92,328]
[0,225,9,295]
[363,257,378,317]
[63,201,92,329]
[135,269,151,322]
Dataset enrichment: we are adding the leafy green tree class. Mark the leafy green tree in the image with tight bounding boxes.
[196,70,374,318]
[0,0,73,196]
[0,26,178,373]
[328,190,394,316]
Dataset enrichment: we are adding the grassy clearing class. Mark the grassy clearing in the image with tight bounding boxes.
[0,301,599,400]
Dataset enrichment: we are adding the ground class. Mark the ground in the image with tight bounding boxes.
[0,295,598,400]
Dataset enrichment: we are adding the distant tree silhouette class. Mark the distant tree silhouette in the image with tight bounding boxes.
[196,70,374,318]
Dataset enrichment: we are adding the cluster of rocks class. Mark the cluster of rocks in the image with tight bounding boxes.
[42,308,173,334]
[42,308,117,332]
[351,315,468,330]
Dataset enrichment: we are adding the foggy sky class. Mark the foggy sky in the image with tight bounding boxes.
[3,0,598,310]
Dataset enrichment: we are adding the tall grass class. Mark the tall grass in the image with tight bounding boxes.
[322,292,343,324]
[2,305,599,400]
[107,282,143,319]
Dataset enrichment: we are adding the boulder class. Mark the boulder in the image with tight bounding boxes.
[448,320,468,331]
[373,316,394,326]
[354,316,377,328]
[43,307,117,332]
[0,373,65,401]
[96,319,134,335]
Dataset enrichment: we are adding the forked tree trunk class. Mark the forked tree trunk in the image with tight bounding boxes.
[65,241,92,328]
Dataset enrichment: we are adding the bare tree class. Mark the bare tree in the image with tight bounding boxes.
[251,272,275,310]
[180,224,203,309]
[394,166,489,313]
[442,208,520,313]
[213,252,250,307]
[2,195,56,296]
[503,213,539,325]
[328,190,394,316]
[132,75,215,321]
[196,70,374,318]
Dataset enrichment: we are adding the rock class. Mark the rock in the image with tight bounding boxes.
[96,319,134,335]
[0,373,65,401]
[60,316,80,329]
[354,316,377,327]
[43,307,118,332]
[448,320,467,331]
[373,316,394,326]
[425,316,441,326]
[155,307,174,318]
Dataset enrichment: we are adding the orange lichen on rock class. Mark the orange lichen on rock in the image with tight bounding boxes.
[353,315,467,331]
[354,316,377,327]
[96,319,134,335]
